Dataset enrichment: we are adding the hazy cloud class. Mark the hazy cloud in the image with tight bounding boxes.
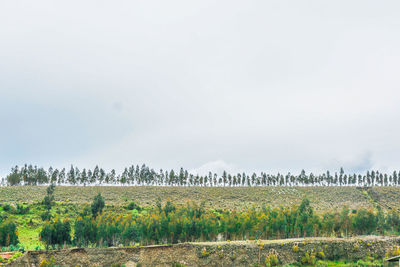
[190,160,242,176]
[1,0,400,176]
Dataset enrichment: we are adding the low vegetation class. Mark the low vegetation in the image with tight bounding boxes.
[2,185,397,212]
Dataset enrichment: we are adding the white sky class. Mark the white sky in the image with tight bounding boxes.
[1,1,400,176]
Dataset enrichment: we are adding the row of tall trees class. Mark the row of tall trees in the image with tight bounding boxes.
[3,164,400,187]
[41,199,400,248]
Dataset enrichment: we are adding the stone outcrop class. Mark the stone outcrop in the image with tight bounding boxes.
[8,236,400,266]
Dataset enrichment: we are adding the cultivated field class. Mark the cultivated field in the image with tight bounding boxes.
[1,186,400,212]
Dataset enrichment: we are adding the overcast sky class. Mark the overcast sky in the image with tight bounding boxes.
[1,1,400,176]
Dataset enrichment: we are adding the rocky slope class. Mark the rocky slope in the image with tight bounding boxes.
[8,236,400,267]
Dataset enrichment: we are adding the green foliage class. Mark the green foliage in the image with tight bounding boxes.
[40,212,52,221]
[35,199,400,248]
[14,204,30,215]
[3,194,400,251]
[39,219,71,249]
[171,262,188,267]
[2,204,11,212]
[39,256,56,267]
[46,184,56,196]
[200,247,209,258]
[317,250,325,259]
[163,199,176,216]
[351,209,377,235]
[42,184,56,211]
[265,251,279,267]
[73,216,97,247]
[301,251,316,265]
[126,202,142,211]
[0,221,19,246]
[91,193,105,218]
[295,198,318,237]
[1,244,24,252]
[355,259,382,266]
[313,260,384,267]
[5,164,400,187]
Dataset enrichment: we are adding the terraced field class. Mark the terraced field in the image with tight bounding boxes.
[1,186,400,212]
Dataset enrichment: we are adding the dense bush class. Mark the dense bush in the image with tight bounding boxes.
[0,221,19,246]
[91,193,105,218]
[126,202,142,211]
[74,216,97,247]
[39,219,71,249]
[14,204,29,215]
[2,204,11,212]
[40,212,52,221]
[42,184,56,211]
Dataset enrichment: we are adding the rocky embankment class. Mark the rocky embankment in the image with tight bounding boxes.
[8,236,400,266]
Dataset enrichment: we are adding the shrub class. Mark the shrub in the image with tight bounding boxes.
[14,204,29,215]
[0,221,19,246]
[356,259,382,266]
[200,247,209,258]
[91,193,105,218]
[317,250,325,259]
[265,252,279,267]
[41,212,52,221]
[73,216,98,247]
[301,251,316,265]
[39,219,71,249]
[387,245,400,258]
[392,245,400,256]
[126,202,142,211]
[2,204,11,212]
[39,257,56,267]
[316,261,328,267]
[3,244,24,252]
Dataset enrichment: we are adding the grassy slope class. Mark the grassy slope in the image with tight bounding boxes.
[0,203,127,250]
[1,186,400,250]
[2,186,399,212]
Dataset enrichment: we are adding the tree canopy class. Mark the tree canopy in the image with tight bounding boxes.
[3,164,400,187]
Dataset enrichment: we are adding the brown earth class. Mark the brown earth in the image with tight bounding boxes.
[8,236,400,267]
